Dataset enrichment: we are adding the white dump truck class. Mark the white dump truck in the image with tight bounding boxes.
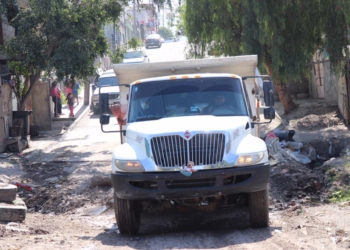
[99,55,275,235]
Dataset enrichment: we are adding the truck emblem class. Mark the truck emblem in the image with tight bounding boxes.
[184,130,191,139]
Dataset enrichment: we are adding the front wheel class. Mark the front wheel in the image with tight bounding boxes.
[114,192,141,235]
[249,189,269,228]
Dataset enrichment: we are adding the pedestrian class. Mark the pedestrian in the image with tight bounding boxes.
[72,81,80,105]
[66,93,75,118]
[65,80,73,96]
[50,81,63,117]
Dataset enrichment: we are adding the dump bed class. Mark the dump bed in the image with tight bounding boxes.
[112,55,258,85]
[112,55,260,122]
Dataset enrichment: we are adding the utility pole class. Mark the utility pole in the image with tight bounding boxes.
[133,0,137,38]
[163,6,164,27]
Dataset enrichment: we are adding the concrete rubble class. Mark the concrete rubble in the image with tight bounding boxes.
[0,183,27,222]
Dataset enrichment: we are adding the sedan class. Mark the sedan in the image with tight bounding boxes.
[145,34,162,48]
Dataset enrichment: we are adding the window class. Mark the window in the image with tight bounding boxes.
[98,76,118,87]
[124,51,144,59]
[128,77,248,122]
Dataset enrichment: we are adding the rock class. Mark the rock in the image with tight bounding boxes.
[5,222,29,232]
[45,177,58,183]
[90,176,112,187]
[339,145,350,157]
[336,229,345,235]
[0,183,17,202]
[0,196,27,221]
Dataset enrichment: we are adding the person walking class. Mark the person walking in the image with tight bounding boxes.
[72,81,80,105]
[50,81,63,117]
[66,93,75,118]
[65,80,73,96]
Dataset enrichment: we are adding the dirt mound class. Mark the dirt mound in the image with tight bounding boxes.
[319,155,350,203]
[269,160,324,210]
[17,161,113,215]
[295,113,342,130]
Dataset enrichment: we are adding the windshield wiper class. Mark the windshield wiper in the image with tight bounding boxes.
[136,116,163,122]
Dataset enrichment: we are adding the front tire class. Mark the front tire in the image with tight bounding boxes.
[114,193,141,235]
[249,189,269,228]
[93,105,99,114]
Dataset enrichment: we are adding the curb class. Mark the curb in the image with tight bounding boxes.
[62,104,91,137]
[23,105,91,161]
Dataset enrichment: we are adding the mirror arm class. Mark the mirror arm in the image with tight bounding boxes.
[101,124,126,133]
[252,119,272,125]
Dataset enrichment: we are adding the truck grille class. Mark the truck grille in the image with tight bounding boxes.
[150,133,225,167]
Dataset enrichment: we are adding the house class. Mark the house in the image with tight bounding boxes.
[0,1,29,153]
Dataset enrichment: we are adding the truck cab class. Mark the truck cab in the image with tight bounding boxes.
[99,55,275,235]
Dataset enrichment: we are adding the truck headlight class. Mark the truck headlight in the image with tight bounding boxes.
[235,152,264,166]
[115,160,145,172]
[93,94,99,101]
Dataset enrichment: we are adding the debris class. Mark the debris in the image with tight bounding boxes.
[90,176,112,188]
[14,183,32,192]
[273,129,295,142]
[81,204,108,216]
[45,177,58,183]
[5,222,29,233]
[328,137,336,157]
[285,149,311,164]
[286,141,303,151]
[265,131,279,142]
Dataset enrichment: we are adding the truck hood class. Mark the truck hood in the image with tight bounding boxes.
[127,116,250,136]
[93,86,120,95]
[122,58,144,64]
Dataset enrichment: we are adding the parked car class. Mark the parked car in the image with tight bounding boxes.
[91,69,119,114]
[122,48,149,64]
[145,34,162,48]
[160,37,165,43]
[165,37,175,43]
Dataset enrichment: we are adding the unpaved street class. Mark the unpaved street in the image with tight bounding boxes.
[2,39,350,249]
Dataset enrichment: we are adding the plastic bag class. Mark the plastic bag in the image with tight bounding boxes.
[285,149,311,164]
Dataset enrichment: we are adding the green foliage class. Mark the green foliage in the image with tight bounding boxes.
[3,0,128,110]
[111,46,127,64]
[158,27,173,39]
[330,188,350,203]
[184,0,322,81]
[128,37,143,50]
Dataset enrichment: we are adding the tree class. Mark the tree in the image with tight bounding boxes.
[184,0,324,114]
[2,0,127,110]
[158,27,173,39]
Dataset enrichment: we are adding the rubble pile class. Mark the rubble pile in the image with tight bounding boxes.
[266,129,350,211]
[0,183,27,222]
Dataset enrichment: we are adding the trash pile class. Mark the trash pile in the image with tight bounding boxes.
[264,129,316,166]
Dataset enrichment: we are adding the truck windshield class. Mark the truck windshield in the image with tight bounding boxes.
[98,76,118,87]
[128,77,248,122]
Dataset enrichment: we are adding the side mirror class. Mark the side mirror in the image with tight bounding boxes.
[263,107,276,120]
[100,114,110,125]
[263,80,275,107]
[99,93,110,114]
[92,85,96,91]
